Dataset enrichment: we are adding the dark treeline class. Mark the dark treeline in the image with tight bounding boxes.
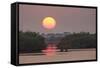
[19,31,96,53]
[19,31,47,53]
[57,32,96,52]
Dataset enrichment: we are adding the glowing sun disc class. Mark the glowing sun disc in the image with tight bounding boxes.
[42,17,56,29]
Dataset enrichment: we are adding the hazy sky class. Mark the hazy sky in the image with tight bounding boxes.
[19,4,96,33]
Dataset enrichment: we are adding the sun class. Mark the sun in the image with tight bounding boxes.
[42,17,56,29]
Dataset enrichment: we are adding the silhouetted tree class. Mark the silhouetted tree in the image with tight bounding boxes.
[19,31,47,53]
[57,32,96,52]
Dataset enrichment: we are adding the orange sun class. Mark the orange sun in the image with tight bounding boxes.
[42,17,56,29]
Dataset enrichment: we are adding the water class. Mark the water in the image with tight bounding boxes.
[42,44,57,56]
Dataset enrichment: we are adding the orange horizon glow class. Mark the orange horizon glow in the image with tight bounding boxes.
[42,44,57,56]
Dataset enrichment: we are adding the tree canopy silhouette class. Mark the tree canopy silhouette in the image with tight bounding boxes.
[57,32,96,52]
[19,31,47,53]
